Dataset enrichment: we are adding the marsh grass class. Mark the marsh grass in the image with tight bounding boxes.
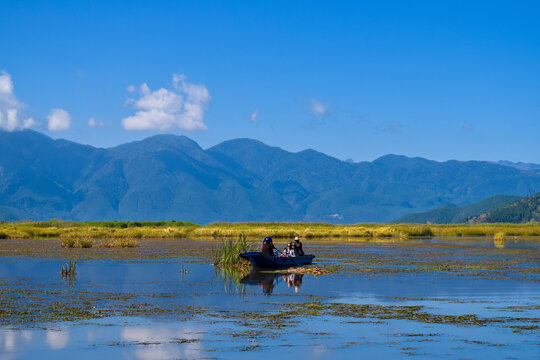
[61,260,77,277]
[61,238,92,248]
[0,221,539,241]
[212,236,253,269]
[98,238,139,248]
[61,234,139,248]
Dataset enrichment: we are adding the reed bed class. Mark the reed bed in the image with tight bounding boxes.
[0,221,539,240]
[61,236,138,248]
[61,238,92,248]
[61,259,77,277]
[98,238,139,248]
[212,237,253,269]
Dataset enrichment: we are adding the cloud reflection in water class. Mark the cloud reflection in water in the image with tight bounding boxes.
[121,326,205,360]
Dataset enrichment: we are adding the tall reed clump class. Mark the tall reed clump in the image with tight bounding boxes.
[61,259,77,277]
[212,236,252,268]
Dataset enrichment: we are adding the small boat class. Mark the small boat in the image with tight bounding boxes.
[239,251,315,269]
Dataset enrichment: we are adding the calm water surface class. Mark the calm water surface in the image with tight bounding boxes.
[0,238,538,359]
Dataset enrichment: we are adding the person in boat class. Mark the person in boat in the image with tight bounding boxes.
[287,242,296,257]
[261,236,276,257]
[293,236,305,256]
[281,246,289,257]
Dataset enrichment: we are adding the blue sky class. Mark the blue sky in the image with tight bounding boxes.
[1,0,539,162]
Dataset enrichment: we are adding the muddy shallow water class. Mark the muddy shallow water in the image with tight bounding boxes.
[0,237,538,359]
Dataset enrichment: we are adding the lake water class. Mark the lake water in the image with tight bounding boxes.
[0,238,538,359]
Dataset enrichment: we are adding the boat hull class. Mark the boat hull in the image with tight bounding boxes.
[239,251,315,269]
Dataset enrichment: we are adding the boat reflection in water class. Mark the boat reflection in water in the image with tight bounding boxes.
[240,270,303,295]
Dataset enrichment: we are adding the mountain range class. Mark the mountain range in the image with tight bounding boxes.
[395,194,522,224]
[1,130,539,223]
[468,193,540,223]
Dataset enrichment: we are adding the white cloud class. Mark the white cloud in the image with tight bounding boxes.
[47,108,71,131]
[309,98,331,116]
[249,109,258,122]
[88,117,104,127]
[0,71,36,131]
[122,74,211,131]
[126,84,136,93]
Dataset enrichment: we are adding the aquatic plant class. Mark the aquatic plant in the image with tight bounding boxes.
[61,259,77,277]
[212,237,253,269]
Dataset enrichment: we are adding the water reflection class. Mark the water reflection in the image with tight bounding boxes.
[283,273,304,293]
[212,266,247,295]
[121,326,205,360]
[240,271,304,295]
[492,238,540,250]
[1,323,207,360]
[45,328,68,349]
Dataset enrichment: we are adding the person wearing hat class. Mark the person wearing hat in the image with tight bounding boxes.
[293,236,305,256]
[261,236,277,257]
[287,242,296,257]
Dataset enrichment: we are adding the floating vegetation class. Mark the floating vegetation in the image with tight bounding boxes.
[221,301,540,331]
[277,266,333,276]
[2,274,538,333]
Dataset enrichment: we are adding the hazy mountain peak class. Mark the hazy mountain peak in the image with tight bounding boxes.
[373,154,433,167]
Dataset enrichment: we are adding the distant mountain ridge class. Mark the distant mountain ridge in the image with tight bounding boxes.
[395,194,521,224]
[1,130,540,223]
[493,161,540,171]
[468,193,540,223]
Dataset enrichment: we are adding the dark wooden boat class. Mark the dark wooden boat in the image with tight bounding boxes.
[239,251,315,269]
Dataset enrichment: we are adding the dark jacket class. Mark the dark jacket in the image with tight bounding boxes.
[294,241,304,256]
[261,242,276,256]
